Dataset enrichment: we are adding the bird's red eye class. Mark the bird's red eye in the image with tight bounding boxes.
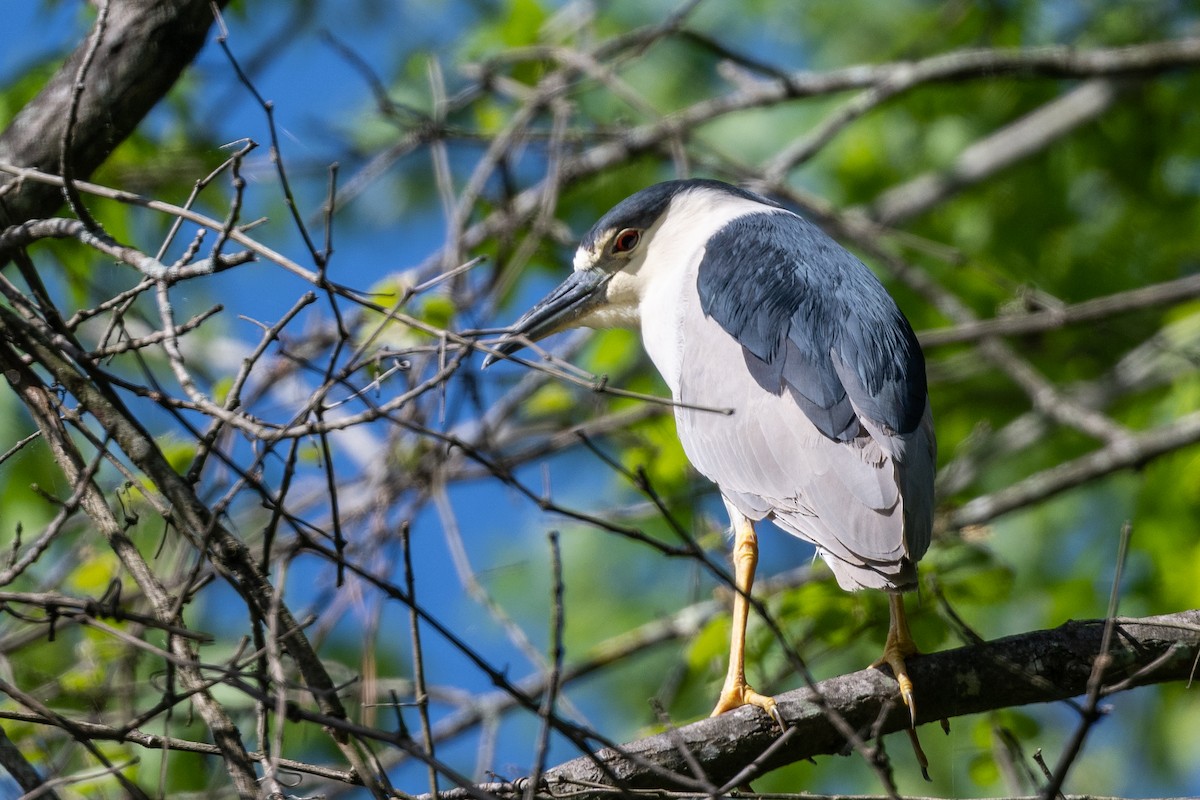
[612,228,641,254]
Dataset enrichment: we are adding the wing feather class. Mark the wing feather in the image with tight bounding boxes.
[677,212,935,590]
[697,212,927,439]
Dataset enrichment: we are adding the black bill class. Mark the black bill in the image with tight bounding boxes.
[482,268,610,367]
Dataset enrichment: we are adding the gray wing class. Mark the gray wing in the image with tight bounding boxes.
[696,212,927,440]
[682,212,935,590]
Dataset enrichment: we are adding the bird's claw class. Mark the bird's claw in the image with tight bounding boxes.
[874,638,930,778]
[872,650,918,727]
[896,670,916,728]
[711,681,785,732]
[905,726,931,781]
[767,703,786,731]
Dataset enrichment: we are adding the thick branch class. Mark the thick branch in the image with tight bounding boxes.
[0,0,228,226]
[429,609,1200,796]
[0,725,61,800]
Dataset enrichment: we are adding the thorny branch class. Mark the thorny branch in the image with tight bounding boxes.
[2,5,1200,799]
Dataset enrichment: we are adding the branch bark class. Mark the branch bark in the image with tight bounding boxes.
[423,609,1200,797]
[0,0,228,227]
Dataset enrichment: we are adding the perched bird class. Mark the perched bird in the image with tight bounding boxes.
[485,179,935,730]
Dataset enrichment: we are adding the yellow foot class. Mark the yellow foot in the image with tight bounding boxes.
[872,594,930,778]
[873,593,921,727]
[872,644,930,779]
[872,640,918,726]
[710,680,785,731]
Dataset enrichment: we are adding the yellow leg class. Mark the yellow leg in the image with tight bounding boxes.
[874,593,932,779]
[875,592,920,725]
[710,515,784,730]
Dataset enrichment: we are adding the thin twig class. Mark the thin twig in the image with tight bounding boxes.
[527,531,567,800]
[1041,522,1133,799]
[403,521,441,798]
[59,0,110,236]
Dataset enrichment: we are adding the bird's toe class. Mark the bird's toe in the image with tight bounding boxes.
[711,680,785,731]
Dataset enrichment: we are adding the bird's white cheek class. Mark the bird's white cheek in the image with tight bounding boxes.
[576,270,641,330]
[563,271,641,330]
[605,269,642,305]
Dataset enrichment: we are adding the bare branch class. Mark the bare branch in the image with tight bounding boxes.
[0,216,252,278]
[918,272,1200,348]
[949,411,1200,529]
[867,79,1119,225]
[424,610,1200,797]
[0,725,62,800]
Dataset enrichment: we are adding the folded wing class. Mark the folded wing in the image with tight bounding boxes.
[679,211,935,590]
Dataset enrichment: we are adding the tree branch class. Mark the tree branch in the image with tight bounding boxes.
[0,0,229,227]
[421,609,1200,797]
[917,272,1200,348]
[867,79,1119,225]
[417,36,1200,280]
[0,724,61,800]
[948,411,1200,528]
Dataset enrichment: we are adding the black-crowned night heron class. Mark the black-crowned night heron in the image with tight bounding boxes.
[485,179,935,731]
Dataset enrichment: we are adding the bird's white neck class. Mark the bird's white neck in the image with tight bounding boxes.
[568,187,784,393]
[636,194,785,393]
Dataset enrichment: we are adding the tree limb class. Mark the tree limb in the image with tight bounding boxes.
[867,79,1119,225]
[421,609,1200,797]
[948,411,1200,528]
[918,272,1200,348]
[0,725,61,800]
[0,0,229,227]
